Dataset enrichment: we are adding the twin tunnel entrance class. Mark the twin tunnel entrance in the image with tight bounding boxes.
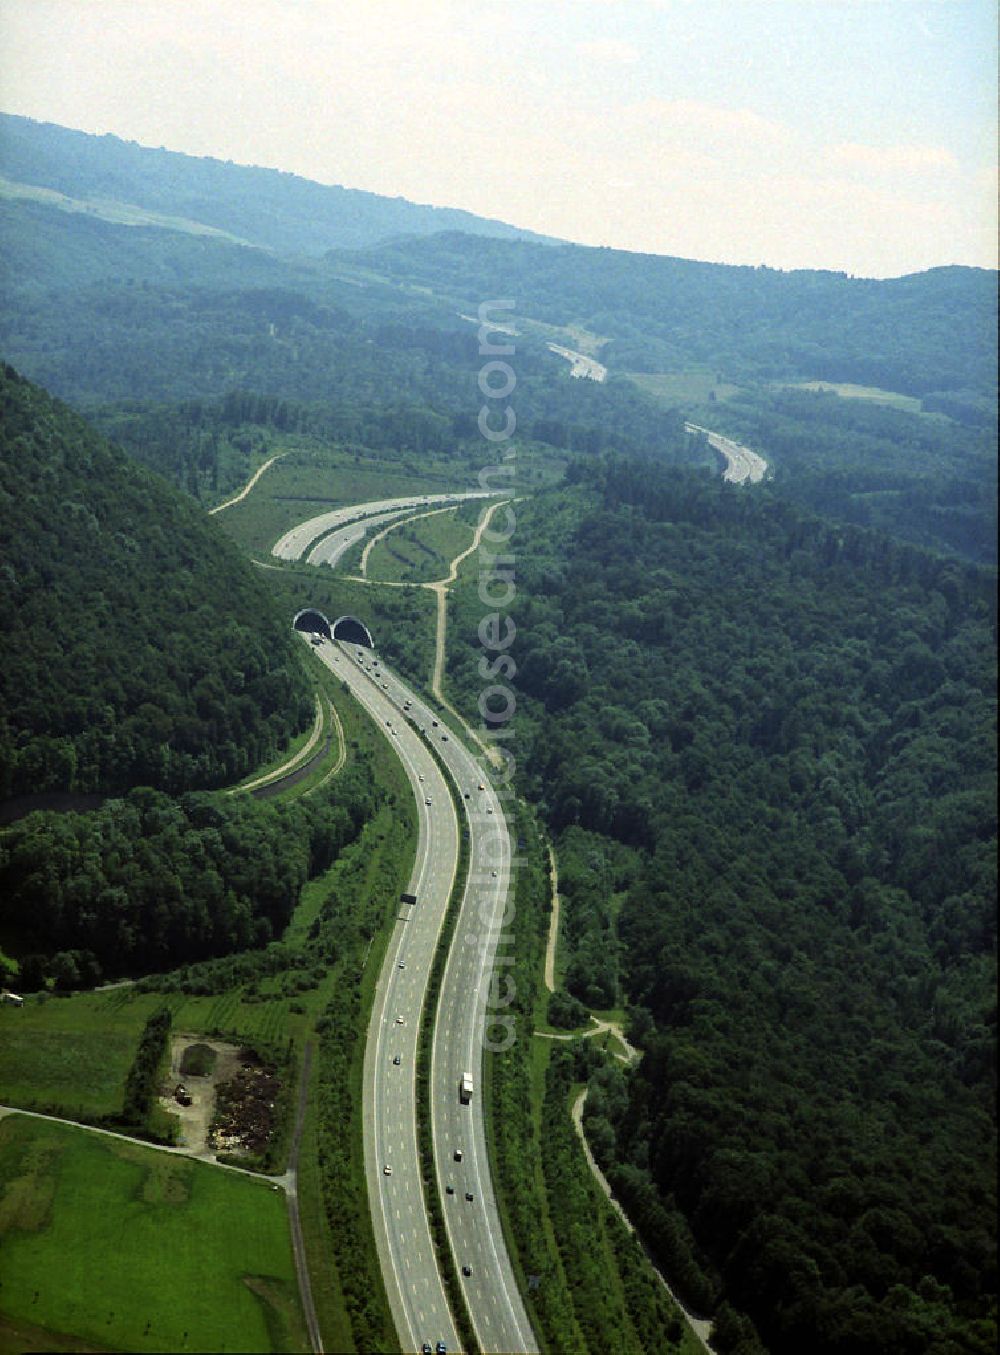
[293,609,374,648]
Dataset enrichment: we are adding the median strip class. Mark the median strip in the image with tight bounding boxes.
[414,729,479,1355]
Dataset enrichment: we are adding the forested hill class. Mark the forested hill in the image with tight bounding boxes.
[0,363,311,798]
[449,461,997,1354]
[345,232,998,401]
[0,113,553,254]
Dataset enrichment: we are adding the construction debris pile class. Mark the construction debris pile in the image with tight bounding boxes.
[208,1054,281,1155]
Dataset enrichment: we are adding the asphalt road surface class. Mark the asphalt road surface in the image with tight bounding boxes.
[311,636,459,1353]
[309,635,537,1354]
[306,506,417,568]
[684,421,767,484]
[273,492,499,562]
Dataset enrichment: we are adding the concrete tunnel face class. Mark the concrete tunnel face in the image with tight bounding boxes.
[292,609,374,648]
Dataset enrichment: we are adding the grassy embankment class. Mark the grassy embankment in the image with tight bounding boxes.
[226,692,326,794]
[774,380,925,413]
[624,369,743,406]
[226,646,352,802]
[481,806,699,1355]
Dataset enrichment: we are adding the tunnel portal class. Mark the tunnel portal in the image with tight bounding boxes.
[292,608,332,640]
[291,609,374,648]
[331,615,374,648]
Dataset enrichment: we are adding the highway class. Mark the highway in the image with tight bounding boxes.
[426,716,538,1355]
[273,491,499,562]
[309,635,459,1354]
[684,421,768,484]
[306,507,418,568]
[308,633,537,1353]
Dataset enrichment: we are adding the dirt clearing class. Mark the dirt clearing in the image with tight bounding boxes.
[158,1035,243,1156]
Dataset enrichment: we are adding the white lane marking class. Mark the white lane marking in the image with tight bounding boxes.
[340,649,458,1350]
[344,643,529,1351]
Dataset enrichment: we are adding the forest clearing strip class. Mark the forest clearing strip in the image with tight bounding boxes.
[208,453,285,514]
[571,1089,713,1351]
[544,843,560,993]
[229,693,324,794]
[285,1041,323,1355]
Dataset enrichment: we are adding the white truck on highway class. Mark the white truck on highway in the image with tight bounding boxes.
[460,1072,473,1104]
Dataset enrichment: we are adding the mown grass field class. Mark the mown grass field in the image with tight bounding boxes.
[776,379,924,412]
[625,369,742,406]
[0,986,321,1122]
[365,506,475,584]
[0,1114,307,1354]
[0,994,146,1120]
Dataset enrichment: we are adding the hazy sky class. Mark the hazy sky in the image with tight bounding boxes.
[1,0,996,277]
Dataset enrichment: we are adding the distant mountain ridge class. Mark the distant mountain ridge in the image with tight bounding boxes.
[0,112,556,255]
[347,231,998,401]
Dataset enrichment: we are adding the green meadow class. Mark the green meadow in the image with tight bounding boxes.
[0,1114,307,1353]
[364,505,476,584]
[776,379,924,412]
[624,369,742,406]
[214,442,476,557]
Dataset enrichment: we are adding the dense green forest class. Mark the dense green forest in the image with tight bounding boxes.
[351,231,997,400]
[3,124,995,587]
[448,461,997,1354]
[1,115,996,1354]
[0,364,311,796]
[3,158,994,579]
[0,197,695,471]
[685,387,998,564]
[0,779,371,984]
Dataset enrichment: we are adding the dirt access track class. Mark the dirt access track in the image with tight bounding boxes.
[158,1035,243,1157]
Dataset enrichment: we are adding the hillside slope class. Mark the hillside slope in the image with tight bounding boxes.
[448,463,997,1355]
[0,363,311,798]
[0,113,552,255]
